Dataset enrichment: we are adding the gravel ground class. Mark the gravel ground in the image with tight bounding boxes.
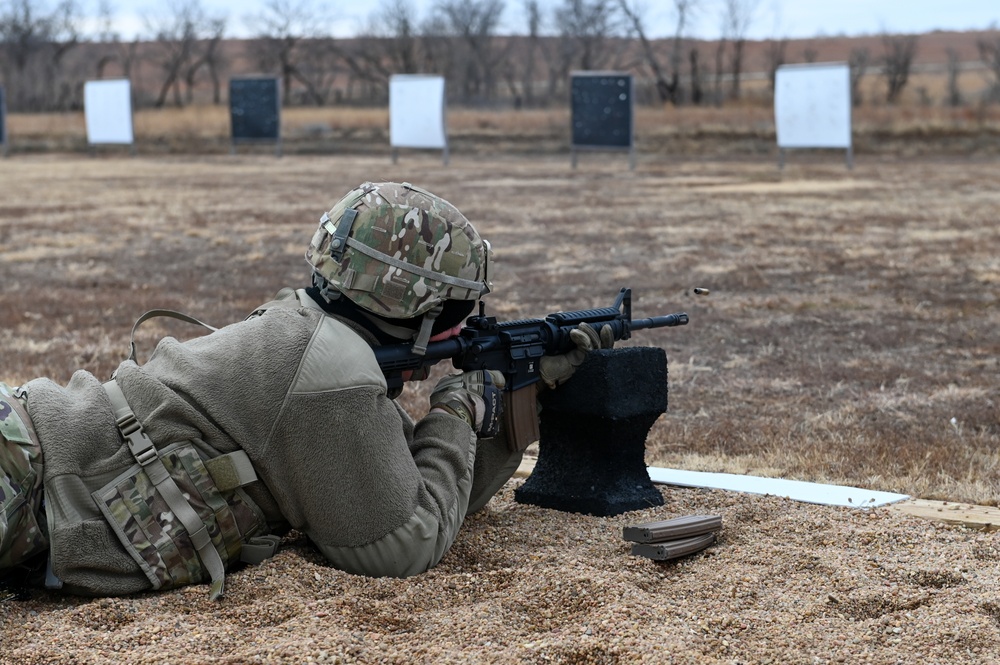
[2,480,999,664]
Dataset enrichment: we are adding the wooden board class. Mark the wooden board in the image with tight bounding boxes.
[514,455,536,479]
[889,499,1000,531]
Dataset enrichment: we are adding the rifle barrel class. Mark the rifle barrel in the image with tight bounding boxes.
[631,313,689,330]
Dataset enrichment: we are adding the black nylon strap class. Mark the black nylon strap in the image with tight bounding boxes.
[478,372,504,438]
[328,208,358,261]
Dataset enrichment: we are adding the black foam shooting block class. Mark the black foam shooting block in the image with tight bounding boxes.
[515,346,667,517]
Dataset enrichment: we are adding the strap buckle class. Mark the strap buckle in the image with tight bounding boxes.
[116,412,158,467]
[326,208,359,262]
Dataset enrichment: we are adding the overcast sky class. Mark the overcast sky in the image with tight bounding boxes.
[98,0,1000,41]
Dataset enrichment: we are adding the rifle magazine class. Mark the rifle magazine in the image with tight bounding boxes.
[502,385,540,453]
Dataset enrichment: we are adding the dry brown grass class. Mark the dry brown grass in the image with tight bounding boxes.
[1,151,997,506]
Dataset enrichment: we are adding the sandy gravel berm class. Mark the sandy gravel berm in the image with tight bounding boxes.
[2,479,999,664]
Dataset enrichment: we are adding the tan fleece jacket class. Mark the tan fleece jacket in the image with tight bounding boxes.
[23,289,522,596]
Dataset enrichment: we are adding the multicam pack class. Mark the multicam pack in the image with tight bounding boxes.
[305,182,492,322]
[96,378,280,601]
[0,383,47,573]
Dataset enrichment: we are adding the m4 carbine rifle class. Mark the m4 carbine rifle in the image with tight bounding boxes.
[374,287,689,394]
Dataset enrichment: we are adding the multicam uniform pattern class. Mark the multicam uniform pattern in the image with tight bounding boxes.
[94,443,264,591]
[306,181,491,319]
[0,383,47,570]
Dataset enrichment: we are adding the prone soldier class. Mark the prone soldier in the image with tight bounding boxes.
[0,181,609,600]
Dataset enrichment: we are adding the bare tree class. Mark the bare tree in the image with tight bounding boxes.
[144,0,207,107]
[553,0,622,72]
[722,0,758,100]
[802,46,817,63]
[434,0,508,102]
[881,32,918,104]
[90,1,142,88]
[381,0,420,74]
[183,16,227,104]
[0,0,81,111]
[541,0,623,100]
[354,0,420,78]
[617,0,698,105]
[335,0,423,103]
[292,37,343,105]
[247,0,334,104]
[543,8,574,99]
[518,0,542,106]
[848,46,869,106]
[976,33,1000,102]
[417,12,456,79]
[764,37,786,95]
[688,45,703,104]
[945,46,962,107]
[711,30,726,105]
[94,0,118,77]
[495,0,545,107]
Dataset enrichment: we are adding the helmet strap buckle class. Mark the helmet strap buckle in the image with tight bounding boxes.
[327,208,359,262]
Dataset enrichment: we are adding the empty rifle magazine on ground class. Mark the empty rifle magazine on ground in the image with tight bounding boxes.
[622,514,722,544]
[630,533,718,561]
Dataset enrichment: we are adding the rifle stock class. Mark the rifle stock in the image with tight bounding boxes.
[374,287,689,393]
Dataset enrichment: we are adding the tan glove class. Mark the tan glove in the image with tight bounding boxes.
[430,370,507,437]
[538,322,614,389]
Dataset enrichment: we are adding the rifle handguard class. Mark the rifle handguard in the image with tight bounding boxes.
[375,288,689,393]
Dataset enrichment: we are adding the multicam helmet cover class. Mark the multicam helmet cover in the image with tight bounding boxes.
[306,182,492,320]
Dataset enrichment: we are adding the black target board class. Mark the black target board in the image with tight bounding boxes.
[570,72,634,169]
[230,77,281,154]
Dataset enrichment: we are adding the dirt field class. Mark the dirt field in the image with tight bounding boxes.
[1,152,999,662]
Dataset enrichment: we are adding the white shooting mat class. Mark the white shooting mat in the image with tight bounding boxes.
[774,63,852,149]
[389,75,447,150]
[84,79,134,145]
[647,466,909,508]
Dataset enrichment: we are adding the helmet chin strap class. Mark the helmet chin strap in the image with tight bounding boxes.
[357,310,419,342]
[359,304,442,355]
[411,304,443,356]
[312,272,342,303]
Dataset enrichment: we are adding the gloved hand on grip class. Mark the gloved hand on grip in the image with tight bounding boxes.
[538,322,614,389]
[430,370,507,438]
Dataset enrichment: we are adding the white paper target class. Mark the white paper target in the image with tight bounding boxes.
[774,63,851,149]
[84,79,134,145]
[389,75,447,150]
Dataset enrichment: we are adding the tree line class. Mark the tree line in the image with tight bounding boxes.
[2,0,1000,112]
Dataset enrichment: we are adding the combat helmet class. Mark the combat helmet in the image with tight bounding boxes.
[306,181,492,354]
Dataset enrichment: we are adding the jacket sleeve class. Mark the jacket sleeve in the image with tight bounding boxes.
[467,436,524,515]
[276,394,478,578]
[256,309,479,577]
